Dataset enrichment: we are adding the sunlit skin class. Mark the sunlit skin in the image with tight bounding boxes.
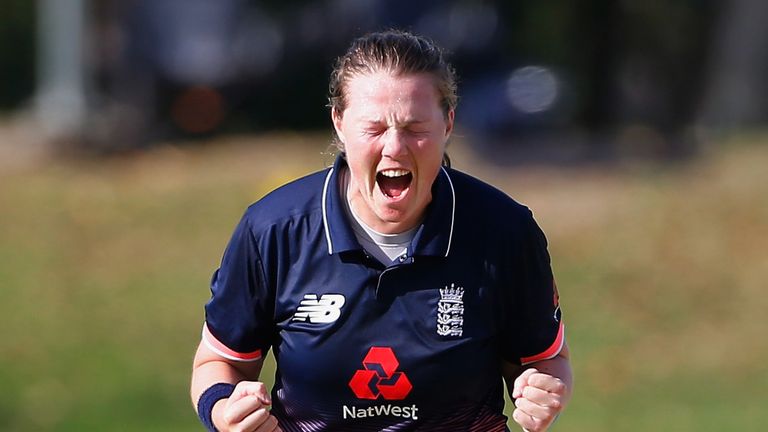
[332,71,454,234]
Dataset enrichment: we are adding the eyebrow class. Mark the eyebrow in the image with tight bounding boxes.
[361,118,428,126]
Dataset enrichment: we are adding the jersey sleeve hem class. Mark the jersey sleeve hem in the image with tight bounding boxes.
[202,323,263,362]
[520,322,565,365]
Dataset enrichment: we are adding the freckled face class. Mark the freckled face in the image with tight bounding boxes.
[333,71,454,234]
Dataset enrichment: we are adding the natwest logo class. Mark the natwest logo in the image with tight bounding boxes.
[349,347,412,400]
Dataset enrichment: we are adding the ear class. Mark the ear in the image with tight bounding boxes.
[444,109,455,138]
[332,107,346,143]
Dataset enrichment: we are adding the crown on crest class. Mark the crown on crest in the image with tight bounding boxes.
[439,283,464,302]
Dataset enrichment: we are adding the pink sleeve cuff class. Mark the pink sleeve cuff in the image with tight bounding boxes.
[521,321,565,365]
[202,323,262,362]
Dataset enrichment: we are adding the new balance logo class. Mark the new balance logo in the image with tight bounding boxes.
[292,294,346,323]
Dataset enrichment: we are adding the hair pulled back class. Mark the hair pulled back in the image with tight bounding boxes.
[328,29,458,120]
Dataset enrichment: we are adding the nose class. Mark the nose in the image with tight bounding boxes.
[381,129,407,158]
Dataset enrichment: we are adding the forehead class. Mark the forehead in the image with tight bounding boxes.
[343,71,441,115]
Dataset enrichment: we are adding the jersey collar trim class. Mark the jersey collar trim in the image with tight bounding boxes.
[322,155,364,255]
[322,154,456,257]
[411,166,456,257]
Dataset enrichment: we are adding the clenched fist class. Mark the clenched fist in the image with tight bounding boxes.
[511,368,568,432]
[213,381,282,432]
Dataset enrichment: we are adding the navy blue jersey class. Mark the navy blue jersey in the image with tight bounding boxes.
[203,155,564,432]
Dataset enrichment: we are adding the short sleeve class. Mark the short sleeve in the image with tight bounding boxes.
[203,213,275,362]
[501,210,564,365]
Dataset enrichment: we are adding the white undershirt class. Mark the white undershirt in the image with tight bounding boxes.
[340,168,416,265]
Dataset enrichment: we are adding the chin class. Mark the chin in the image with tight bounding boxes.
[372,207,404,222]
[388,215,421,232]
[377,211,406,224]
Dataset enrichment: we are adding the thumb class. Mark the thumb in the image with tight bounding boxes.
[512,368,538,399]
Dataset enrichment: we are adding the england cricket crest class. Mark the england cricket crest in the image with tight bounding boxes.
[436,283,465,337]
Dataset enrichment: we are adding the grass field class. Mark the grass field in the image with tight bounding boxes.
[1,132,766,431]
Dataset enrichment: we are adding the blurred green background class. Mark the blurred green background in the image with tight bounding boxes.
[2,1,768,431]
[2,134,767,431]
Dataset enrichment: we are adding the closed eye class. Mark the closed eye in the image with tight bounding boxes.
[362,129,385,137]
[403,120,431,135]
[361,123,387,136]
[408,129,430,135]
[405,127,431,137]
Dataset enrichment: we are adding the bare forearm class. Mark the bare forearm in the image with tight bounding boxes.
[191,360,246,405]
[190,342,264,408]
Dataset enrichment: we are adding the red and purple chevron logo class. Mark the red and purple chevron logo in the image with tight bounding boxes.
[348,347,412,400]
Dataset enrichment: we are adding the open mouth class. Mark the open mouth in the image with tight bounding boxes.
[377,169,412,198]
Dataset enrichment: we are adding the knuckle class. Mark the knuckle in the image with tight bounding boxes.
[530,417,544,431]
[549,398,562,410]
[512,408,530,426]
[222,411,236,425]
[552,379,566,393]
[522,386,535,399]
[544,407,558,420]
[514,397,527,409]
[512,408,524,422]
[513,376,525,388]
